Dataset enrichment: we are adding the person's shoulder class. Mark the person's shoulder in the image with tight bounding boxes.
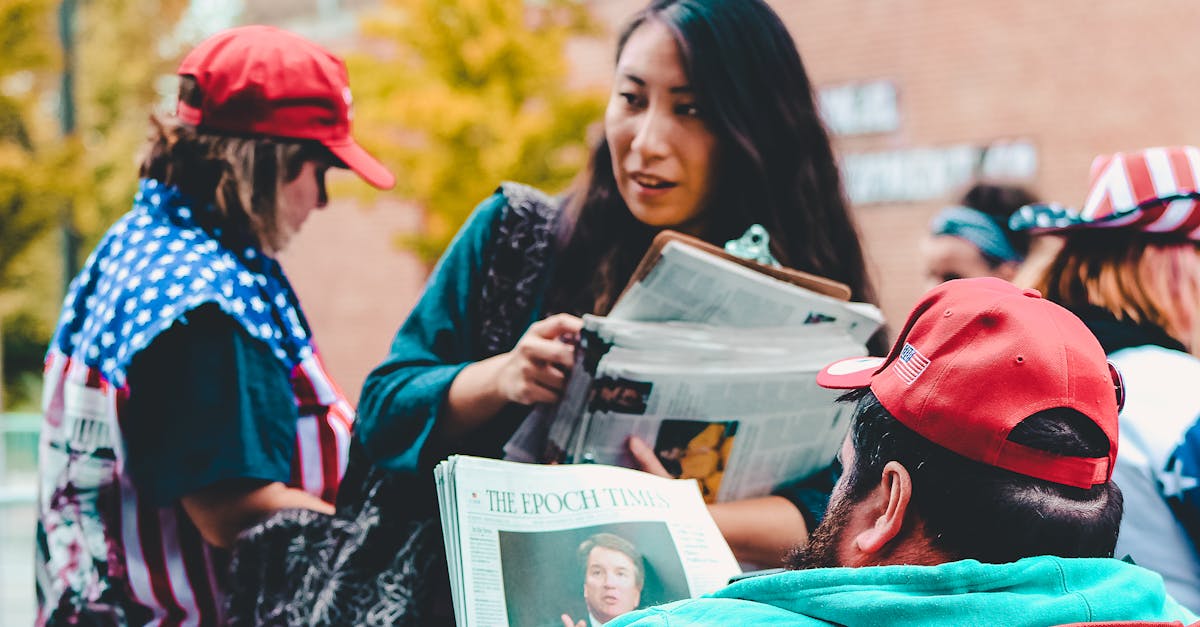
[1107,345,1200,415]
[459,182,557,240]
[496,181,558,210]
[1109,343,1200,374]
[605,597,827,627]
[493,181,563,231]
[455,181,562,257]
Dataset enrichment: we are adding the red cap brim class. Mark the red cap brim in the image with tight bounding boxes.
[816,356,885,389]
[327,139,395,190]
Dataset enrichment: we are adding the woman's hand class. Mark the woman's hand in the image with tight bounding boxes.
[495,313,583,405]
[444,313,582,437]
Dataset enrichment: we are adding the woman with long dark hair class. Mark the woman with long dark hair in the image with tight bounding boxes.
[358,0,878,566]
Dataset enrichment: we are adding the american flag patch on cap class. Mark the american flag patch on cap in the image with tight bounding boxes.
[893,343,931,385]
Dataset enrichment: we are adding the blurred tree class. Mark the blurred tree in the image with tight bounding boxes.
[0,0,61,410]
[70,0,190,250]
[0,0,187,409]
[0,0,57,285]
[350,0,607,261]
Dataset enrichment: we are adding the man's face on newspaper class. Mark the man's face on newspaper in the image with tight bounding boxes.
[583,546,642,622]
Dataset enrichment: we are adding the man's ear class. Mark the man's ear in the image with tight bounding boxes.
[850,461,912,555]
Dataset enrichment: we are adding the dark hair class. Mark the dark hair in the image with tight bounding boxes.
[839,388,1122,563]
[545,0,876,323]
[577,532,645,588]
[959,182,1038,264]
[138,76,333,250]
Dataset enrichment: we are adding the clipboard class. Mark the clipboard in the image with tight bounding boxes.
[618,230,853,303]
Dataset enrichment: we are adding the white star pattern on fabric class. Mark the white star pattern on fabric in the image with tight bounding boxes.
[1161,456,1199,499]
[48,179,315,387]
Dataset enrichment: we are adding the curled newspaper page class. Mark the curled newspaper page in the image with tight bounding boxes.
[504,238,884,502]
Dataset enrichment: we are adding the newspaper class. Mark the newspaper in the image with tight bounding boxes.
[503,238,883,503]
[609,240,882,342]
[436,455,740,627]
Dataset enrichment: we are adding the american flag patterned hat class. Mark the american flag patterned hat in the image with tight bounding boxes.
[816,277,1122,489]
[1009,146,1200,238]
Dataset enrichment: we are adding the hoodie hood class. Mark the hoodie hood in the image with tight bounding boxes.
[608,556,1196,626]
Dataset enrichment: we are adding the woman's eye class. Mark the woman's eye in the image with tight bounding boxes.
[675,103,700,117]
[619,92,643,107]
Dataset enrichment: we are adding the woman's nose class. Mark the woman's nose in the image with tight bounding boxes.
[631,109,670,162]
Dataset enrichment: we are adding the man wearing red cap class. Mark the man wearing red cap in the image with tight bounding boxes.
[36,26,393,625]
[608,278,1197,626]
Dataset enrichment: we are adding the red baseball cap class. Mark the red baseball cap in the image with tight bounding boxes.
[176,25,395,190]
[817,277,1122,489]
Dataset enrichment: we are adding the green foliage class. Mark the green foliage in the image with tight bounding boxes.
[350,0,606,260]
[71,0,189,248]
[0,0,59,310]
[0,0,187,407]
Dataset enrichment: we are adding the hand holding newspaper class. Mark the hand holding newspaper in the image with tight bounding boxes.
[504,232,884,503]
[436,455,741,627]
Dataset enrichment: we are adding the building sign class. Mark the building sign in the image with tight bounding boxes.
[818,80,900,136]
[841,140,1038,205]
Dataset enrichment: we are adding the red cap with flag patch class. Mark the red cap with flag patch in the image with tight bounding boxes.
[176,25,395,190]
[1010,146,1200,238]
[817,277,1122,489]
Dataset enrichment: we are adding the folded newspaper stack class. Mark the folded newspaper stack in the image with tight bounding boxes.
[505,234,884,503]
[436,455,741,627]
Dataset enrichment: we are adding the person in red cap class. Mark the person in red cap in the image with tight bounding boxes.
[1011,146,1200,612]
[605,278,1197,626]
[35,25,393,625]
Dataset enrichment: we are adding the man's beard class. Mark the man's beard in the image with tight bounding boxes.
[785,491,854,570]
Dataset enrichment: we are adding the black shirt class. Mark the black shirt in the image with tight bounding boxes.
[123,303,298,505]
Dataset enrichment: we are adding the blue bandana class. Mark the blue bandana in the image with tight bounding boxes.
[930,205,1023,263]
[51,178,313,387]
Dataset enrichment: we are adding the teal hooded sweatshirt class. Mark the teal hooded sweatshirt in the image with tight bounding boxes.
[607,556,1197,626]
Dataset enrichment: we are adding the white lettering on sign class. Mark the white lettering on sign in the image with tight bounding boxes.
[842,140,1038,205]
[818,81,900,136]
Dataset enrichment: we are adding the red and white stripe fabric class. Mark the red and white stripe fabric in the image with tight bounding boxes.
[1013,146,1200,239]
[37,346,353,626]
